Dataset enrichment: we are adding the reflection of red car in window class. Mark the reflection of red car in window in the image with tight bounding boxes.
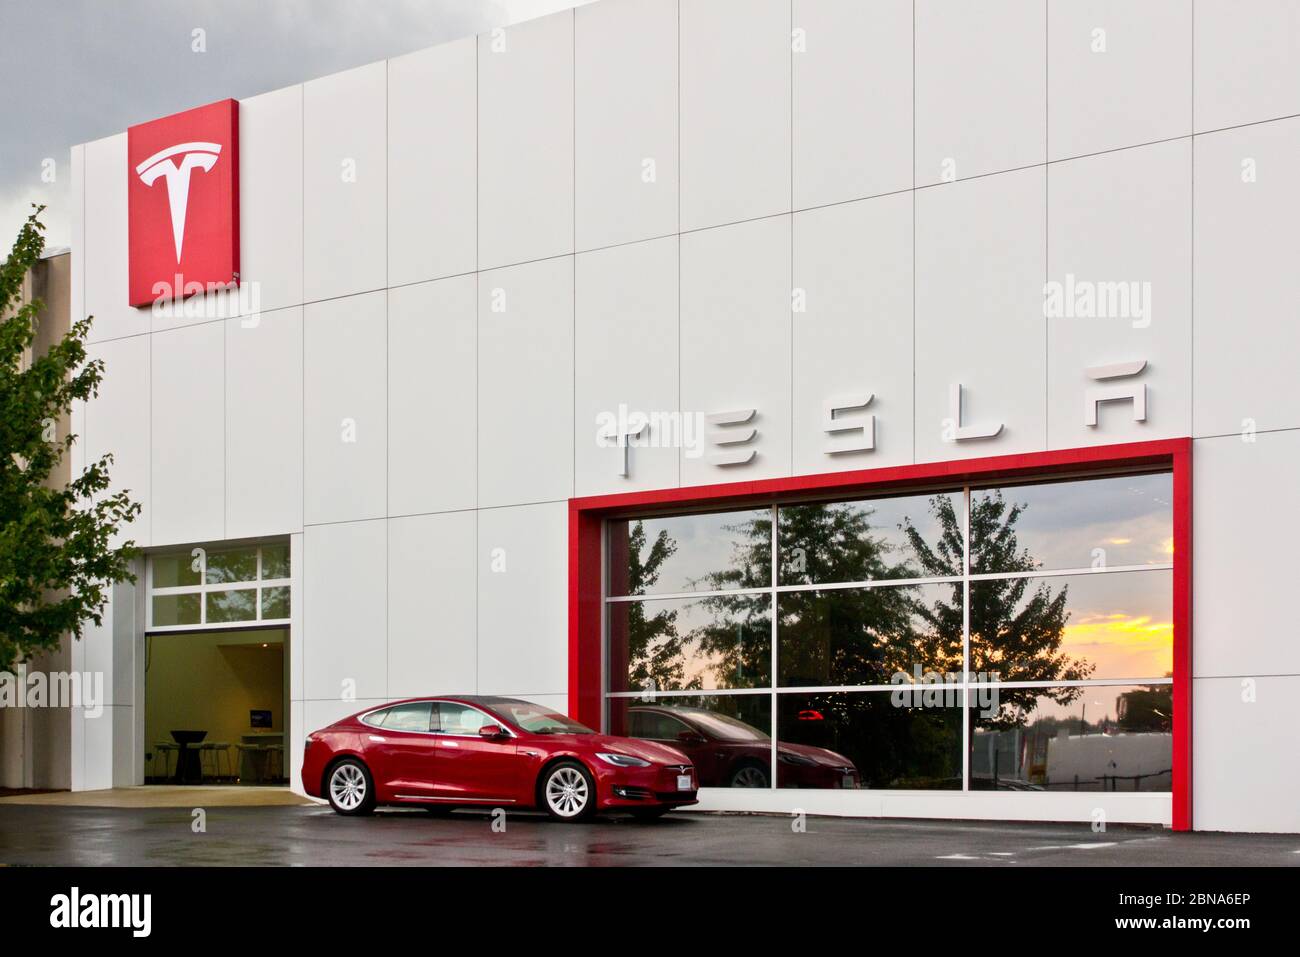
[626,705,858,789]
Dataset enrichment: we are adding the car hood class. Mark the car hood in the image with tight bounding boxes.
[779,741,857,769]
[536,733,691,766]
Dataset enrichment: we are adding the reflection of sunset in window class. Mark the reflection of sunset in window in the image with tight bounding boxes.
[1062,610,1173,678]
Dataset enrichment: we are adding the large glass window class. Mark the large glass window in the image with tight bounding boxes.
[147,543,291,631]
[605,472,1174,793]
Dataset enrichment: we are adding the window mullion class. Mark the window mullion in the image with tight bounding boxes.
[769,503,778,792]
[962,485,971,795]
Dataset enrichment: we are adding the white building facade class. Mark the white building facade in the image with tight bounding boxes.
[58,0,1300,832]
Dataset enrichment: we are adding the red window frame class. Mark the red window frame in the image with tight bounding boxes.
[569,438,1192,830]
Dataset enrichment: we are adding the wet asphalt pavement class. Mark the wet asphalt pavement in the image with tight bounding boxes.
[1,804,1298,866]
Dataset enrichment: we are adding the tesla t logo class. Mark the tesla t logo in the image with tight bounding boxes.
[135,142,222,262]
[128,99,239,307]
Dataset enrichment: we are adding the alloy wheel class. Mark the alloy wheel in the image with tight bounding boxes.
[330,763,367,811]
[545,766,590,818]
[731,765,769,788]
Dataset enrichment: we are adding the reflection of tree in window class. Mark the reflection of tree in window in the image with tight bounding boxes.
[777,502,946,686]
[619,520,696,692]
[207,589,257,623]
[687,511,772,689]
[1115,683,1173,733]
[905,491,1093,734]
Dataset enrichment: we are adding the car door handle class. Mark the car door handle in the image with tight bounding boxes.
[442,741,459,748]
[368,735,386,743]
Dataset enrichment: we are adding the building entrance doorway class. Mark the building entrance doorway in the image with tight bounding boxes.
[144,628,288,785]
[143,542,292,786]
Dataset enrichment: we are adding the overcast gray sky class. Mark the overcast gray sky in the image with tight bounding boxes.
[0,0,590,252]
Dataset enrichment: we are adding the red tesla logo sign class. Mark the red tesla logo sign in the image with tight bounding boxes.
[127,98,239,307]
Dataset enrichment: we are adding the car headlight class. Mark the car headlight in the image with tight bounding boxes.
[778,751,817,767]
[595,752,651,768]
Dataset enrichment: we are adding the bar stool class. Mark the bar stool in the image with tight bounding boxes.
[265,744,284,782]
[200,742,233,782]
[234,743,265,783]
[152,742,178,782]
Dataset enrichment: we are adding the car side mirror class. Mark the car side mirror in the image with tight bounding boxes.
[677,731,705,745]
[478,724,505,739]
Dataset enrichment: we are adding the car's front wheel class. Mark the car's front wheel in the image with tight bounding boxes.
[728,762,770,788]
[326,758,376,815]
[541,760,596,822]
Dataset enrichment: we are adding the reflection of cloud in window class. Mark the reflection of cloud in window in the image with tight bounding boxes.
[1062,612,1172,678]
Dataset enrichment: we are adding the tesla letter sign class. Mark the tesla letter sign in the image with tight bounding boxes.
[127,98,239,307]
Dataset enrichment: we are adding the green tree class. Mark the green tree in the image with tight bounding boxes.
[0,208,141,671]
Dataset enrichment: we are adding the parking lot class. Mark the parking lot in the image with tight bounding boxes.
[1,803,1296,867]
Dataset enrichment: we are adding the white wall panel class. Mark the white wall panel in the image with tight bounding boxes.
[240,85,304,313]
[1193,118,1300,437]
[290,533,304,701]
[389,38,478,286]
[303,61,387,302]
[477,502,568,696]
[477,257,574,507]
[579,0,681,254]
[1047,0,1191,161]
[389,276,477,515]
[680,215,792,485]
[1194,676,1300,833]
[574,236,679,495]
[915,167,1046,462]
[916,0,1046,186]
[303,519,387,701]
[225,306,303,538]
[150,322,225,545]
[1047,140,1191,449]
[478,11,574,269]
[793,194,913,474]
[83,134,140,343]
[85,335,150,548]
[289,699,305,795]
[1194,0,1300,133]
[388,511,478,697]
[680,0,791,230]
[793,0,912,209]
[1193,432,1300,678]
[303,291,387,525]
[575,0,678,251]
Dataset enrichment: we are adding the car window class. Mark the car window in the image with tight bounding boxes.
[632,711,692,741]
[361,708,390,728]
[381,702,433,732]
[436,703,494,736]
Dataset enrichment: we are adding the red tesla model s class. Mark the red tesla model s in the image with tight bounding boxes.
[302,696,698,821]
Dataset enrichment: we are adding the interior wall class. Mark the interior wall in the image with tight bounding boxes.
[144,628,286,765]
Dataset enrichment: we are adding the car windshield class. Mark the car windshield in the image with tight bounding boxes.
[680,710,769,743]
[495,702,594,735]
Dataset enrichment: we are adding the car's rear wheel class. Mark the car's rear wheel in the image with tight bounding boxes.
[728,762,769,788]
[326,759,375,815]
[541,761,595,822]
